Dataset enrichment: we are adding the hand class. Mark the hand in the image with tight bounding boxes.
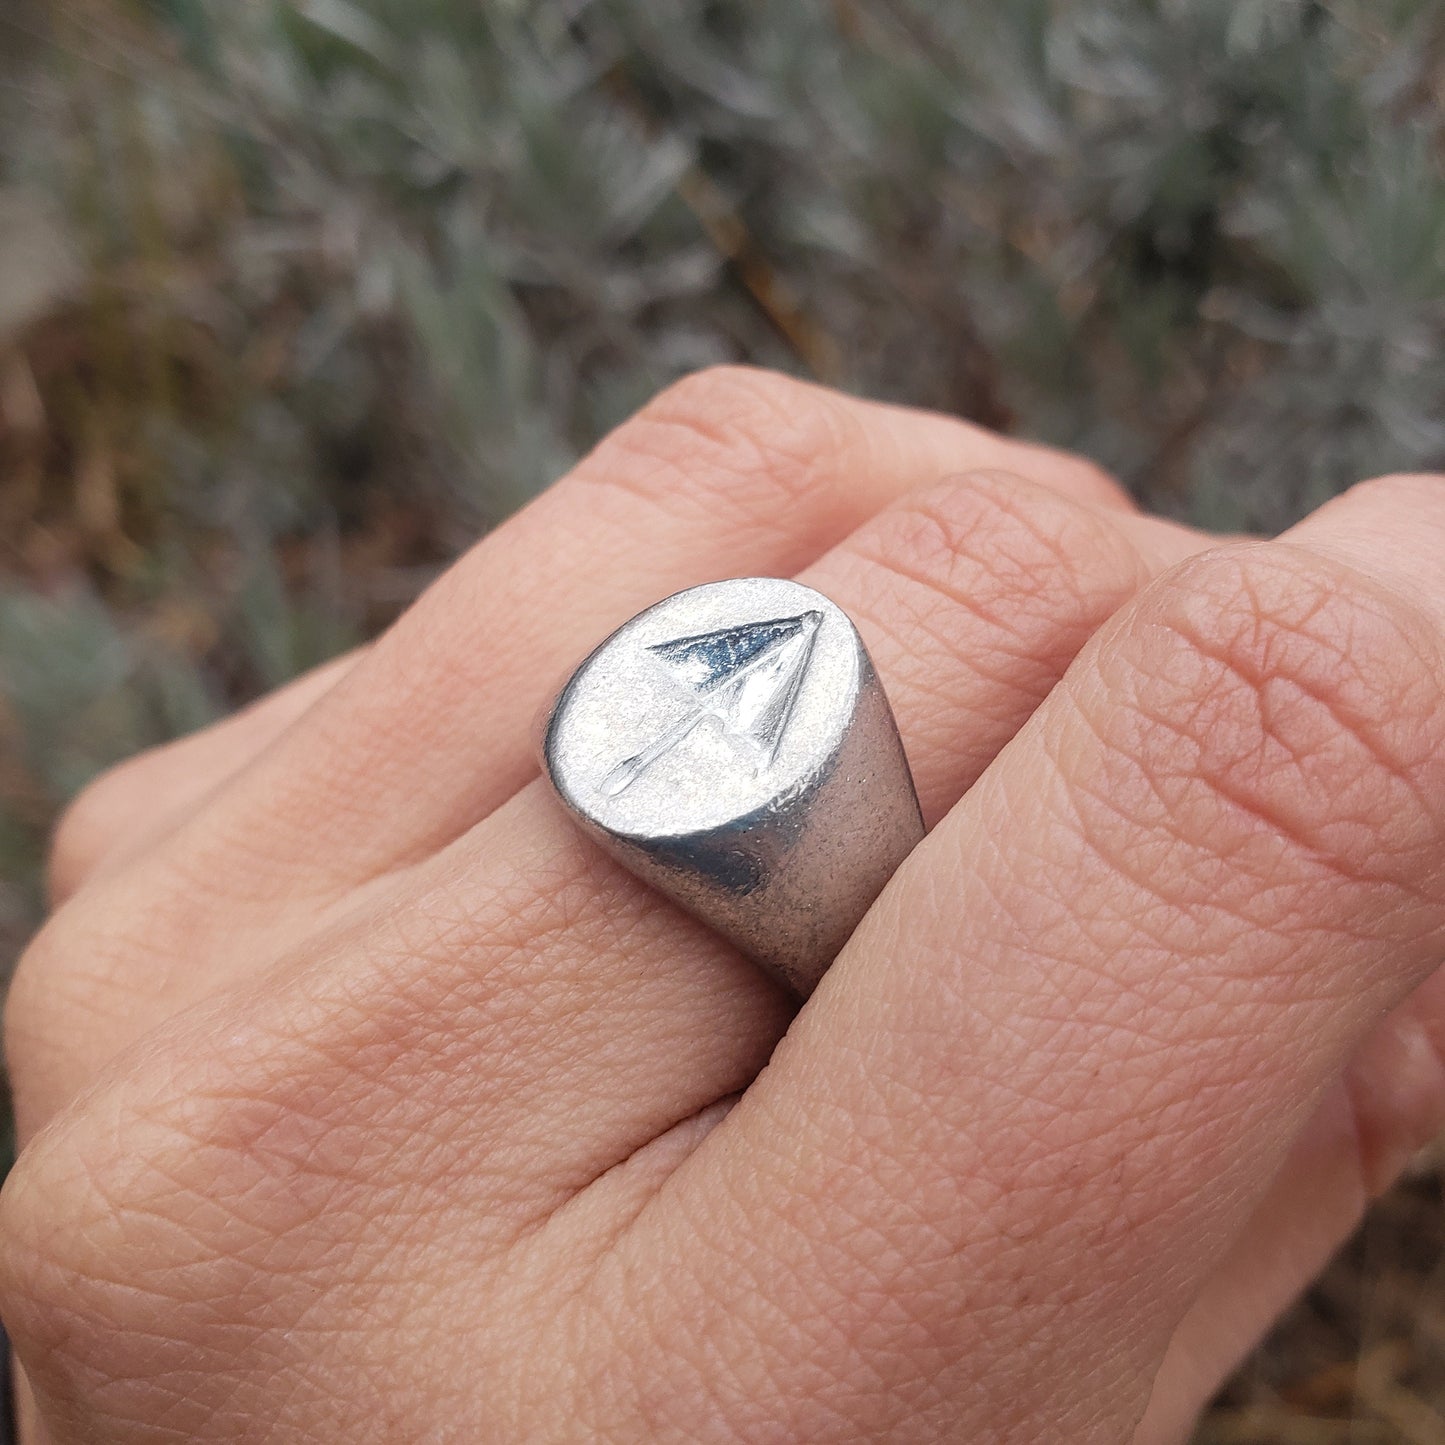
[4,368,1444,1444]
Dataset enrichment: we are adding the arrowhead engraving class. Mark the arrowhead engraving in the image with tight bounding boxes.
[600,611,823,798]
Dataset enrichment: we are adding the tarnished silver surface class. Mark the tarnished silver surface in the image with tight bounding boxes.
[540,578,923,996]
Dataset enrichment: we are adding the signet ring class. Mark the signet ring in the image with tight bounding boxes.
[539,578,924,997]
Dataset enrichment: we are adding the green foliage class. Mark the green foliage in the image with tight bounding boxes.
[173,1,1445,512]
[3,0,1443,959]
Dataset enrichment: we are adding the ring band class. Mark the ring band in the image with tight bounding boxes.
[540,578,923,995]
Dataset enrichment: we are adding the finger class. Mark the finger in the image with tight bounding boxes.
[119,368,1133,906]
[47,651,363,904]
[1136,970,1445,1442]
[1130,472,1445,1438]
[4,466,1214,1300]
[617,474,1445,1440]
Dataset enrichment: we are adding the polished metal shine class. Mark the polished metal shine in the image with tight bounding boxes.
[540,578,923,996]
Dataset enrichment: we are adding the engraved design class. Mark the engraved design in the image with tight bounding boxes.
[600,611,822,798]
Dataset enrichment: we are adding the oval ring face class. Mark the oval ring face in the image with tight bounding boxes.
[545,578,863,841]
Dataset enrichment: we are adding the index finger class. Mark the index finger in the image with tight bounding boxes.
[626,476,1445,1441]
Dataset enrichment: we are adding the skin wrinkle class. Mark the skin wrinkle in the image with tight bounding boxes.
[1223,546,1445,786]
[1059,580,1440,912]
[845,483,1139,655]
[922,475,1143,599]
[9,1095,488,1444]
[856,498,1086,623]
[997,631,1436,1111]
[1016,764,1298,1014]
[589,370,871,528]
[1143,629,1442,878]
[1061,722,1364,946]
[535,1098,743,1270]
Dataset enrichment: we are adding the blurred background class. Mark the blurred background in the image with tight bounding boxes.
[1,0,1443,1437]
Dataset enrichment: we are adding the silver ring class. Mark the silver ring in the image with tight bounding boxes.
[540,578,923,996]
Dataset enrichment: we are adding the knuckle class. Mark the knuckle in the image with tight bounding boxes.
[4,901,137,1131]
[47,749,161,902]
[47,770,124,903]
[1099,542,1445,885]
[0,1102,124,1376]
[1339,992,1445,1199]
[854,471,1146,637]
[836,473,1150,787]
[1037,448,1134,510]
[6,854,225,1135]
[582,365,867,529]
[0,965,524,1430]
[2,908,102,1095]
[3,921,61,1087]
[0,1072,265,1433]
[1,1041,309,1384]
